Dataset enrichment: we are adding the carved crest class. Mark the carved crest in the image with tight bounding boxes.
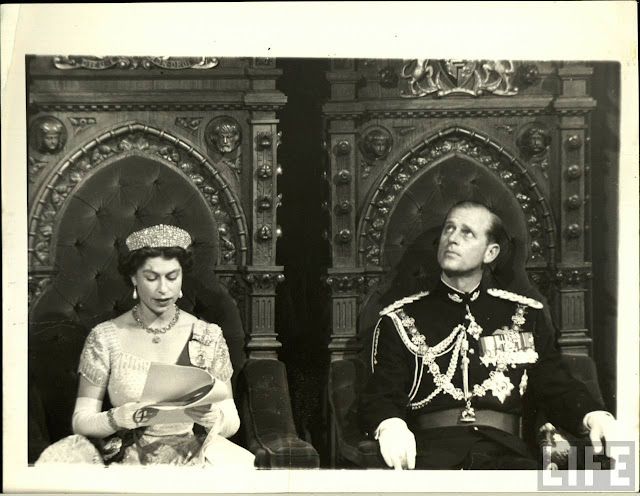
[53,56,219,70]
[401,59,520,98]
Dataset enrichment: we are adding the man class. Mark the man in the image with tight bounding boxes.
[359,201,619,470]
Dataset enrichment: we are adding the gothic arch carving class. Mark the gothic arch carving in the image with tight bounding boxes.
[28,122,249,268]
[357,126,556,268]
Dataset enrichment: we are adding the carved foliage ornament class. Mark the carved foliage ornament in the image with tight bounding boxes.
[69,117,97,134]
[243,272,285,291]
[175,117,203,135]
[29,124,247,267]
[359,130,553,267]
[554,268,593,286]
[53,56,220,70]
[401,59,521,98]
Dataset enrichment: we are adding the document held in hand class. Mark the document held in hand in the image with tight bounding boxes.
[135,363,224,425]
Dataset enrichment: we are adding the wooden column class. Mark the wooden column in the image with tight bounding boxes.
[244,58,286,359]
[553,63,596,356]
[325,60,362,361]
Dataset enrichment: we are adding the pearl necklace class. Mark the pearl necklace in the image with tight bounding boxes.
[132,304,180,343]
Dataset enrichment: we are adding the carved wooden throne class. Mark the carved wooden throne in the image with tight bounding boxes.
[27,55,319,468]
[321,59,603,466]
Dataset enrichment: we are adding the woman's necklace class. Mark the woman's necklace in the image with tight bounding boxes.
[132,304,180,343]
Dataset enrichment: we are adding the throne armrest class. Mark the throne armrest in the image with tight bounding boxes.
[329,359,385,468]
[238,359,319,469]
[535,355,611,469]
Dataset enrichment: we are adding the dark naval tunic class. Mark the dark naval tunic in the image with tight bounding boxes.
[359,277,604,469]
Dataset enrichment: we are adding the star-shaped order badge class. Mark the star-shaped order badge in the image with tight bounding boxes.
[487,370,514,403]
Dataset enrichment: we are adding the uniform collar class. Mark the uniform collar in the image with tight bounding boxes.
[440,275,482,304]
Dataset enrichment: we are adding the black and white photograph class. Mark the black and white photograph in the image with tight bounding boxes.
[3,2,639,493]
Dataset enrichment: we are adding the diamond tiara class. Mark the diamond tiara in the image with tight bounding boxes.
[125,224,192,251]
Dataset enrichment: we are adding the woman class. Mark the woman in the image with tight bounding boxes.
[36,224,255,467]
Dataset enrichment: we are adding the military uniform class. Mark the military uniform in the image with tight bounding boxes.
[359,277,604,469]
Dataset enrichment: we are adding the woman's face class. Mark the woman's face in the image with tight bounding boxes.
[131,256,183,316]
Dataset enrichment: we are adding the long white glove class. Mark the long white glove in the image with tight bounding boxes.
[71,397,154,438]
[583,410,622,458]
[376,417,416,470]
[186,398,240,438]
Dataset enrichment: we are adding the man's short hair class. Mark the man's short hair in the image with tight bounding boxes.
[446,200,510,249]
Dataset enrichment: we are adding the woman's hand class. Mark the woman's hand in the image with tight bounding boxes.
[185,404,223,430]
[111,402,158,430]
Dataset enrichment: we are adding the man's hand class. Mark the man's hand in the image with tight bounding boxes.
[584,410,622,458]
[376,417,416,470]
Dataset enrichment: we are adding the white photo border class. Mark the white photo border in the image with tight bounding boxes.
[2,2,638,493]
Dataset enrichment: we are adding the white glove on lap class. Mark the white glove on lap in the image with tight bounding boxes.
[186,398,240,438]
[583,410,623,459]
[112,401,157,430]
[376,417,416,470]
[72,397,154,438]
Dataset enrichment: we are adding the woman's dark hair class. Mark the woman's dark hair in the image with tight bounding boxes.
[118,246,194,286]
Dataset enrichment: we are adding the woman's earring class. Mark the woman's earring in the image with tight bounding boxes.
[133,287,138,300]
[179,290,183,298]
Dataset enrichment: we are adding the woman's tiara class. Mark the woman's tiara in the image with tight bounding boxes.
[125,224,192,251]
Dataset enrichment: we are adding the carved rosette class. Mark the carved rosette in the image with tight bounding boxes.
[252,122,279,266]
[359,129,554,267]
[53,56,220,70]
[400,60,525,98]
[28,123,248,268]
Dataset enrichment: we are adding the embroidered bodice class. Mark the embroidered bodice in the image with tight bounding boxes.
[78,319,233,436]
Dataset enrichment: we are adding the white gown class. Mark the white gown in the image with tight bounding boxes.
[36,319,255,467]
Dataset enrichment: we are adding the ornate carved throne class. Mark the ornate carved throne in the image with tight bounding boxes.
[27,55,319,467]
[321,59,603,466]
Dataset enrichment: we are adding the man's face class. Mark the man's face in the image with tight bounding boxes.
[369,135,390,158]
[43,132,60,151]
[214,129,240,153]
[437,205,500,277]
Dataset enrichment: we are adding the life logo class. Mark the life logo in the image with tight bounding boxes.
[538,441,636,491]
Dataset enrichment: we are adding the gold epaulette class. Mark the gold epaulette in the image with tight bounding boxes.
[379,291,430,316]
[487,288,543,309]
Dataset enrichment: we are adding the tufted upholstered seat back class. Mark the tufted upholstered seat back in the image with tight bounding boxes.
[29,155,246,449]
[358,156,540,343]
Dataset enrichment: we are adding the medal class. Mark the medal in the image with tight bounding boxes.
[486,370,514,403]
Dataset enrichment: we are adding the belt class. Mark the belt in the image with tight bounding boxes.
[412,409,521,437]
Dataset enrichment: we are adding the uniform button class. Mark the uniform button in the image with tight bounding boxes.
[473,426,479,431]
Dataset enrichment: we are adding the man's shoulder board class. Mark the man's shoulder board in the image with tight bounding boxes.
[487,288,543,309]
[379,291,430,316]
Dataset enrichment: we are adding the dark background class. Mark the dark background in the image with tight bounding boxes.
[273,60,620,466]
